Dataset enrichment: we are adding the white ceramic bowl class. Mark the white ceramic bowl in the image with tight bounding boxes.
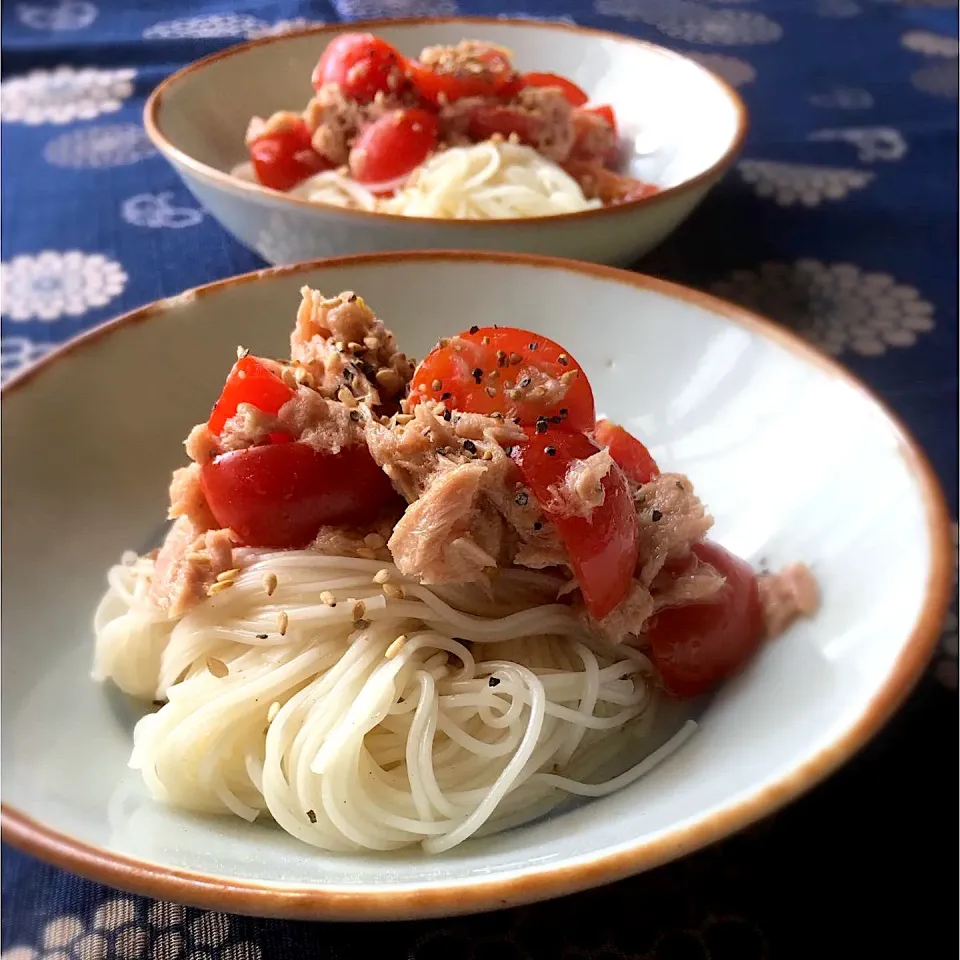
[2,253,951,920]
[144,18,746,266]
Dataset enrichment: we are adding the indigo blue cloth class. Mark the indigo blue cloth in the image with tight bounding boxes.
[2,1,957,957]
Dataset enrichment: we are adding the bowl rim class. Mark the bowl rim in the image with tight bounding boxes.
[1,250,952,921]
[142,16,749,228]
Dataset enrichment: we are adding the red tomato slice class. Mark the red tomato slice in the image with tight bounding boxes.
[410,326,596,433]
[349,108,439,185]
[512,428,638,620]
[201,442,397,548]
[311,33,406,102]
[465,104,539,146]
[249,120,331,192]
[644,540,764,699]
[520,71,588,107]
[594,419,659,485]
[582,104,616,133]
[208,356,294,436]
[406,47,517,105]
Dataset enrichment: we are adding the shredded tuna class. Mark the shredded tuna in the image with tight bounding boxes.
[276,388,365,454]
[570,109,619,164]
[758,562,819,637]
[545,449,612,519]
[291,288,414,407]
[151,518,235,616]
[635,473,713,585]
[245,111,300,145]
[167,464,217,531]
[310,508,401,561]
[388,462,497,583]
[184,423,218,464]
[514,86,575,162]
[219,402,279,452]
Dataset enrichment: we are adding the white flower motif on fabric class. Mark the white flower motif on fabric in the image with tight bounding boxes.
[901,29,959,57]
[1,898,262,960]
[808,86,873,109]
[1,252,127,322]
[738,160,873,206]
[143,14,268,40]
[912,60,958,98]
[332,0,460,18]
[1,338,55,383]
[685,51,756,86]
[809,126,907,162]
[1,66,135,125]
[43,123,156,168]
[247,19,327,38]
[711,260,935,357]
[16,0,97,30]
[593,0,782,46]
[815,0,861,17]
[121,193,204,229]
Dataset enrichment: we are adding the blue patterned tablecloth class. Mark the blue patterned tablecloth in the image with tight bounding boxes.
[2,1,957,957]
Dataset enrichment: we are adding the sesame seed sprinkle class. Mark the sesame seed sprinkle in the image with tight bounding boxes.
[216,567,242,583]
[262,572,278,596]
[267,701,281,722]
[374,569,391,584]
[320,591,337,607]
[277,611,289,635]
[206,657,228,678]
[383,582,405,600]
[385,635,408,659]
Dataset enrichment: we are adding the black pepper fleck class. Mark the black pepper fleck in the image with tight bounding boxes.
[256,633,268,639]
[651,509,663,522]
[469,325,480,334]
[558,354,569,366]
[675,481,684,491]
[545,446,556,456]
[535,417,548,434]
[559,407,568,417]
[441,391,452,400]
[442,408,452,421]
[550,415,562,424]
[349,409,361,422]
[518,375,531,389]
[488,676,501,687]
[306,809,317,823]
[472,367,483,384]
[515,491,529,506]
[463,439,477,454]
[533,521,543,530]
[529,342,539,350]
[504,446,514,456]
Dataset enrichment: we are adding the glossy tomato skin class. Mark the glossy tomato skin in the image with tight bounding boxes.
[466,105,539,146]
[312,33,405,102]
[249,120,331,191]
[565,160,659,205]
[594,419,659,485]
[512,428,639,620]
[201,442,397,548]
[348,108,439,187]
[643,540,764,699]
[410,326,596,433]
[208,356,294,435]
[406,48,517,106]
[582,104,616,132]
[520,72,588,107]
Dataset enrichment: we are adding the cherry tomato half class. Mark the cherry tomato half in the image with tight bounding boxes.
[466,104,539,146]
[406,46,517,106]
[248,120,331,192]
[201,441,397,548]
[594,420,659,485]
[312,33,405,103]
[208,356,294,436]
[512,428,639,620]
[644,540,764,699]
[410,326,596,433]
[564,159,659,205]
[349,108,439,188]
[520,72,589,107]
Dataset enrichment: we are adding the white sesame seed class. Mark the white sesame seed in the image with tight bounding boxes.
[320,591,337,607]
[382,582,405,600]
[338,386,358,408]
[352,600,366,623]
[217,567,242,583]
[385,635,407,659]
[277,611,289,636]
[267,701,281,723]
[262,572,278,596]
[207,579,234,596]
[206,657,229,678]
[373,569,391,584]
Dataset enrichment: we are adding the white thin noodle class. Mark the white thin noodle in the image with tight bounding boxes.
[230,140,602,220]
[93,551,695,853]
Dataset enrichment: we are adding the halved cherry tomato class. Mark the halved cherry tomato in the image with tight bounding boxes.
[512,428,639,619]
[311,33,405,102]
[570,107,620,164]
[520,72,588,107]
[466,104,539,146]
[410,326,596,433]
[201,442,397,548]
[564,159,659,205]
[582,104,616,133]
[349,108,439,187]
[594,420,659,485]
[248,120,331,192]
[643,540,764,699]
[208,356,294,436]
[406,46,517,105]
